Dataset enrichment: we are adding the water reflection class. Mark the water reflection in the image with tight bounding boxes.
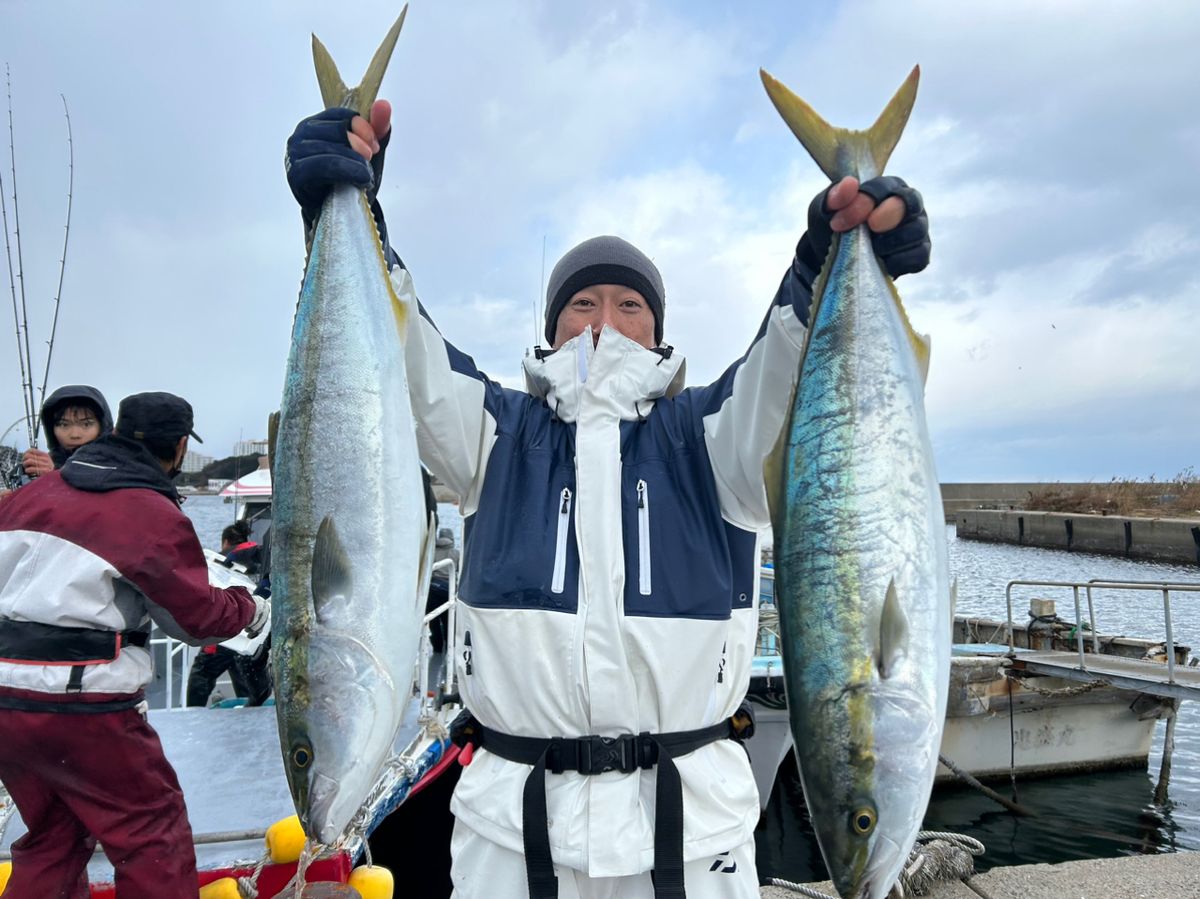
[756,752,1186,882]
[926,768,1183,870]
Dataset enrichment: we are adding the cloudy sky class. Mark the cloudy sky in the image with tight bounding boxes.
[2,0,1197,482]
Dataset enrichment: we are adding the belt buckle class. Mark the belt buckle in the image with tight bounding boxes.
[584,734,636,774]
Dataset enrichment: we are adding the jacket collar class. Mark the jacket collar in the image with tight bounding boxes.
[522,326,686,423]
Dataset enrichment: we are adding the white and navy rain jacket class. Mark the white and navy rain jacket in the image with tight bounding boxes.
[396,257,811,877]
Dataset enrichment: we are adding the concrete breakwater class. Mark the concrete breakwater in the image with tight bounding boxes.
[956,508,1200,565]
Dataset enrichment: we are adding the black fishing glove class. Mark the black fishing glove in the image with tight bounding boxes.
[795,175,931,281]
[285,108,401,268]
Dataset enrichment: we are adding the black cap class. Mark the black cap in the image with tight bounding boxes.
[544,235,665,346]
[115,392,203,444]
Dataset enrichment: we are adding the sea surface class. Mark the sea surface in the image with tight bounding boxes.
[182,495,1200,879]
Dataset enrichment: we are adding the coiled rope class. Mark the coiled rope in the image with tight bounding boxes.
[767,830,987,898]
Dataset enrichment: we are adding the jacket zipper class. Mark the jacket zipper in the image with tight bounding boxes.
[637,479,651,595]
[551,487,572,594]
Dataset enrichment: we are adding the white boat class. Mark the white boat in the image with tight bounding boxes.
[218,462,273,544]
[743,570,1193,810]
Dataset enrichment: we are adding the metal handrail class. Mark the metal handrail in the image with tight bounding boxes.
[1005,578,1200,684]
[419,557,458,702]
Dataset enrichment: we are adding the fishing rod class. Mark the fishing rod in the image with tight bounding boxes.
[4,64,36,447]
[37,93,74,411]
[1,65,35,447]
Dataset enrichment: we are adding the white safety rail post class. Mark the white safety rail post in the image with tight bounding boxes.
[422,558,458,702]
[1086,579,1200,686]
[1005,578,1200,677]
[147,628,194,711]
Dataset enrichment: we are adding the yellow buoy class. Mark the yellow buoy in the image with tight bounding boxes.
[348,864,394,899]
[265,814,306,864]
[198,877,241,899]
[0,860,12,896]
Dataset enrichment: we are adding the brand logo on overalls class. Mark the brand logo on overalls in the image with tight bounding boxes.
[709,851,737,874]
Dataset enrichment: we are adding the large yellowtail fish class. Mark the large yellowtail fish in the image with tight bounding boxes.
[761,67,951,899]
[271,6,435,846]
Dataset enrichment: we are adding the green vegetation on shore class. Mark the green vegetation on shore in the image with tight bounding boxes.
[1025,469,1200,518]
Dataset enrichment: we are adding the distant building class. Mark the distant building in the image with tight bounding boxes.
[208,479,232,491]
[181,449,214,474]
[234,439,269,457]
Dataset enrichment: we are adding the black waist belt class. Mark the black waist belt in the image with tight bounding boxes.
[459,715,740,899]
[0,619,150,692]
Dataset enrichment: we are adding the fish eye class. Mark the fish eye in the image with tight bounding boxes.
[292,743,313,769]
[850,806,877,836]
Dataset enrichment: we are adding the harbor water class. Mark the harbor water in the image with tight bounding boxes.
[182,496,1200,880]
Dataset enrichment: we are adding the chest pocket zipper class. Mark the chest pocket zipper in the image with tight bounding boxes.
[551,487,572,594]
[637,479,651,595]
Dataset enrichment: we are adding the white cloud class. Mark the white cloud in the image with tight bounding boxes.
[1,0,1197,481]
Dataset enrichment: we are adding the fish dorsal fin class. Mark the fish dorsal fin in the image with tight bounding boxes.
[312,6,408,116]
[763,406,792,535]
[312,516,353,623]
[267,411,280,482]
[885,278,932,385]
[877,578,909,679]
[759,65,920,181]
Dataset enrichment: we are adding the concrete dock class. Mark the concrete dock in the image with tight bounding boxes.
[761,850,1200,898]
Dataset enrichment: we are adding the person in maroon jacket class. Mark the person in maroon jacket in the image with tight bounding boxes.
[0,391,269,899]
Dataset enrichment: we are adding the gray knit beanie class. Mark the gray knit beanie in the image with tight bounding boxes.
[544,236,665,346]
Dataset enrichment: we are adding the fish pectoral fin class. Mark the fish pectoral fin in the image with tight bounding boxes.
[312,516,354,623]
[877,577,909,679]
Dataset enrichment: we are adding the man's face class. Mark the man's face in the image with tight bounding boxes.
[552,283,656,350]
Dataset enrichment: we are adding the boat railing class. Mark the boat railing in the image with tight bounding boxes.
[756,566,779,657]
[419,557,459,705]
[1004,578,1200,687]
[148,558,461,713]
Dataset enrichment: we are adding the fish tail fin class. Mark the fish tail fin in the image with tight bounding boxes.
[759,66,919,181]
[312,5,408,116]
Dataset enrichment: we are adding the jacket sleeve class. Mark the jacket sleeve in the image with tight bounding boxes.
[683,256,814,531]
[129,508,255,645]
[392,265,509,512]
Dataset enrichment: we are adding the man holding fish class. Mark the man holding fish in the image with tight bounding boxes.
[286,76,930,899]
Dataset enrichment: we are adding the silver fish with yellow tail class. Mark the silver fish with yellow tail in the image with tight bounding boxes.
[271,6,436,846]
[761,66,952,899]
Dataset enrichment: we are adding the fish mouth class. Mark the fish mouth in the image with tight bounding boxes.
[306,770,353,846]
